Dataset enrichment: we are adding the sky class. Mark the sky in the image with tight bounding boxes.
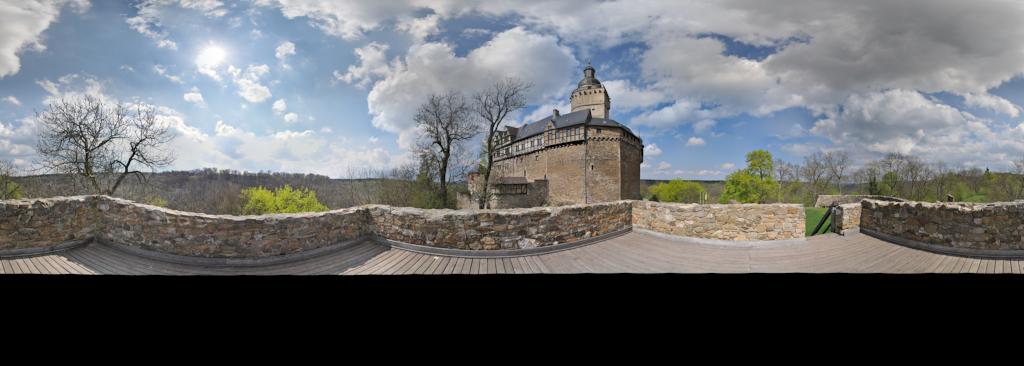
[3,0,1024,180]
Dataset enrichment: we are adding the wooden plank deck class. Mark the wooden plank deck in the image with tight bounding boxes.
[1,231,1021,275]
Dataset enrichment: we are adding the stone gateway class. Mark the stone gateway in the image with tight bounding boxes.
[464,63,644,208]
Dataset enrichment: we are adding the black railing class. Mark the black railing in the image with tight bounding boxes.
[810,202,838,236]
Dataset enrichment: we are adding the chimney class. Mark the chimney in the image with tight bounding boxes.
[553,109,560,118]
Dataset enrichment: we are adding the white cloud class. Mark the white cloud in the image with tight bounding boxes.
[171,118,408,177]
[272,99,287,114]
[183,86,204,106]
[249,0,1024,168]
[362,27,576,148]
[962,92,1021,117]
[275,41,295,62]
[283,112,298,124]
[125,0,227,50]
[643,143,662,157]
[810,89,1024,166]
[0,0,89,78]
[254,0,456,41]
[462,28,491,38]
[231,64,272,103]
[656,161,671,170]
[630,99,716,129]
[335,42,391,89]
[693,119,717,134]
[3,96,21,107]
[686,137,705,146]
[720,163,735,170]
[396,14,441,43]
[153,64,183,84]
[602,79,666,112]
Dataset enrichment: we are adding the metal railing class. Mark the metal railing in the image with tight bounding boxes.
[810,202,838,236]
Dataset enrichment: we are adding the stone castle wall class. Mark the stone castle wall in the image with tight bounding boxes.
[832,203,862,233]
[96,197,370,257]
[1,196,815,258]
[619,138,643,200]
[586,127,622,203]
[0,196,99,252]
[367,201,632,250]
[861,200,1024,250]
[632,201,805,241]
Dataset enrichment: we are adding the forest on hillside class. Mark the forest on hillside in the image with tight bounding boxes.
[11,166,467,214]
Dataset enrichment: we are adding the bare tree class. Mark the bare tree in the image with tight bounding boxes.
[823,150,850,195]
[414,91,479,206]
[773,158,796,202]
[800,152,828,204]
[471,77,531,208]
[35,95,175,196]
[1014,155,1024,200]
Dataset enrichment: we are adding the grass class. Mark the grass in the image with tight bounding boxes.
[805,207,831,237]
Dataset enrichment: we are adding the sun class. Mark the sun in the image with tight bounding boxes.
[196,45,226,68]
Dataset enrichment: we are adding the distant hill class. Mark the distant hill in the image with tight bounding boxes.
[13,169,419,214]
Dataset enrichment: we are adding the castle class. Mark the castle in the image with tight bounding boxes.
[462,63,644,209]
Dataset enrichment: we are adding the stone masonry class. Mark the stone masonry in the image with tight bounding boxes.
[1,196,811,258]
[632,201,805,241]
[861,199,1024,250]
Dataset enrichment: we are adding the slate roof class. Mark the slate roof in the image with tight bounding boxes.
[508,109,637,142]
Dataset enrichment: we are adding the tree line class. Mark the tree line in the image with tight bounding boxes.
[647,150,1024,206]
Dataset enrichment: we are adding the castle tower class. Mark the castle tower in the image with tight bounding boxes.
[570,62,610,119]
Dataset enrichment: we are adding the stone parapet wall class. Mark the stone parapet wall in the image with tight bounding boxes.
[2,196,810,258]
[814,195,905,208]
[368,201,632,250]
[833,203,862,233]
[0,195,99,252]
[96,197,370,257]
[861,200,1024,250]
[632,201,805,241]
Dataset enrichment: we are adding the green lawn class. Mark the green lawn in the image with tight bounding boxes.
[805,207,831,236]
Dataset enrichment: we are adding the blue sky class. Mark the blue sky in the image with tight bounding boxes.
[3,0,1024,179]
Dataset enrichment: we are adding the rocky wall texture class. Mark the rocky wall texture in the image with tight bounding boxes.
[0,195,99,252]
[96,197,370,257]
[833,203,862,233]
[861,200,1024,250]
[3,196,813,258]
[367,201,632,250]
[632,201,805,241]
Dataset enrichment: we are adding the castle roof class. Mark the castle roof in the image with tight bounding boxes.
[577,61,601,88]
[508,109,637,142]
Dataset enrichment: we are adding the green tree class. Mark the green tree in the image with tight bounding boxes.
[240,185,329,214]
[719,170,779,203]
[0,160,22,200]
[649,179,706,203]
[745,149,774,180]
[719,150,779,203]
[882,171,898,196]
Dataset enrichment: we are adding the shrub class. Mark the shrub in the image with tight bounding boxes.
[648,179,706,203]
[240,185,329,215]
